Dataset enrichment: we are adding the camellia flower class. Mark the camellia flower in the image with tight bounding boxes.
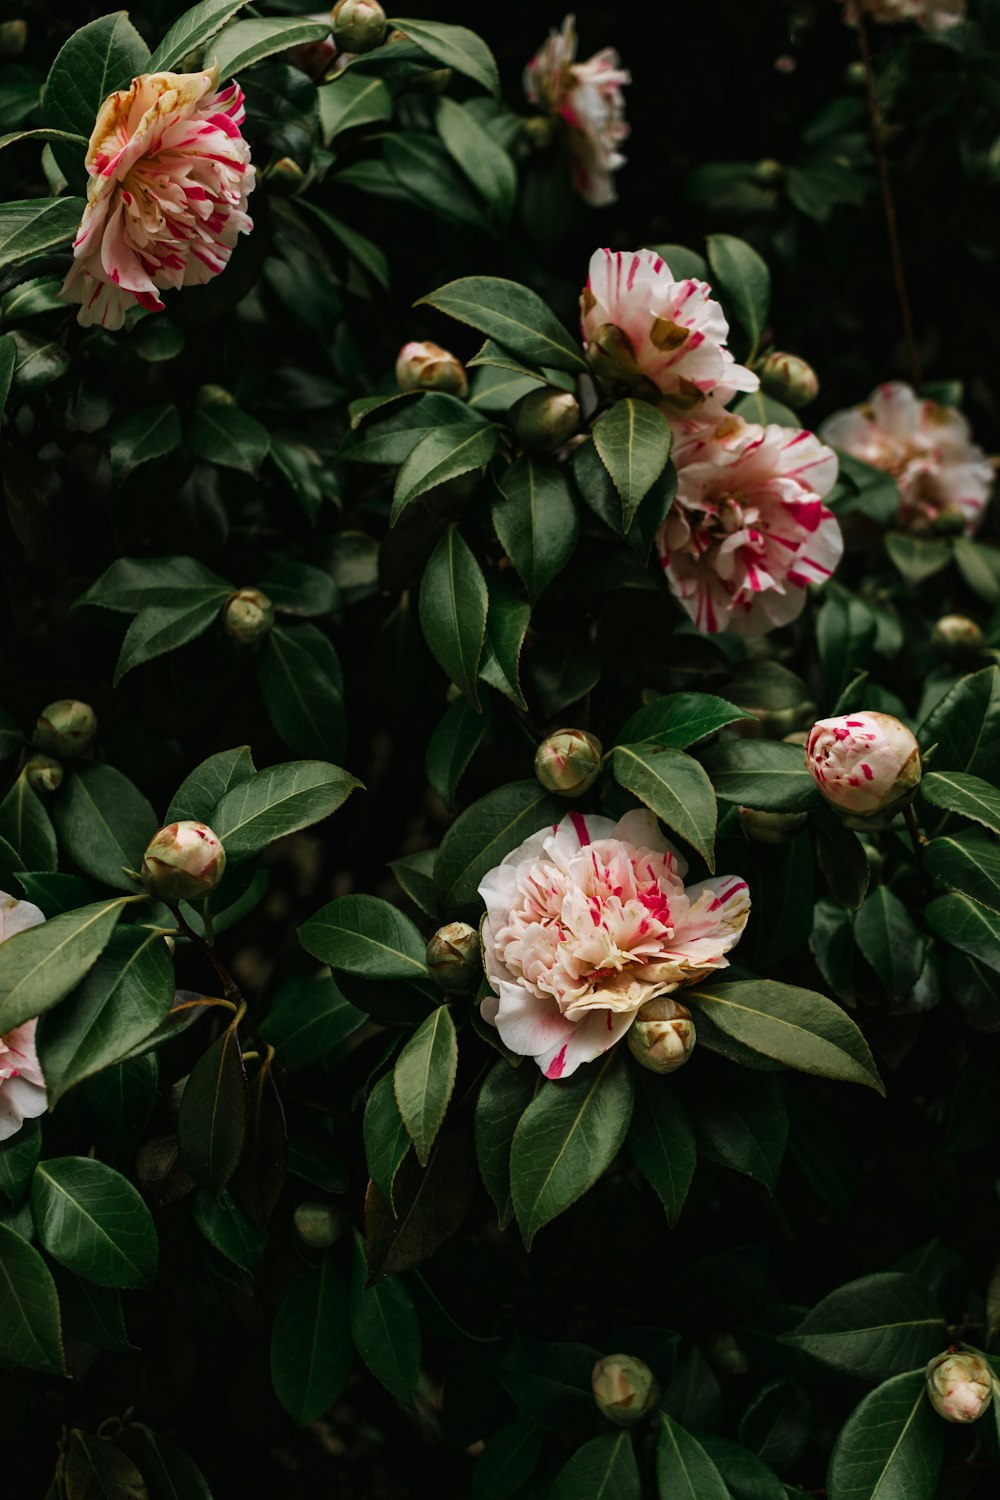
[843,0,965,31]
[657,415,843,635]
[581,248,759,413]
[821,382,993,535]
[0,892,47,1142]
[805,710,921,816]
[524,14,630,207]
[926,1351,993,1424]
[478,809,750,1079]
[59,67,255,330]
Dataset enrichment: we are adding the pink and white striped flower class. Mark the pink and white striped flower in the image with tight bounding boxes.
[657,415,843,635]
[59,67,255,330]
[479,809,750,1079]
[805,711,921,816]
[580,248,759,412]
[0,892,47,1142]
[524,15,630,207]
[820,382,993,536]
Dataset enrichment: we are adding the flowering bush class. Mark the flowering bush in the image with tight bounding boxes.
[1,1,999,1495]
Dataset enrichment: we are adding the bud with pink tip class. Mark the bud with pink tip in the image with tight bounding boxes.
[592,1353,660,1425]
[805,711,921,817]
[223,588,275,645]
[426,921,481,993]
[534,729,603,798]
[331,0,386,52]
[141,822,226,902]
[396,341,468,398]
[926,1350,993,1423]
[932,614,983,654]
[33,699,96,758]
[627,996,696,1074]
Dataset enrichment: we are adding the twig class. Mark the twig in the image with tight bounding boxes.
[904,803,932,897]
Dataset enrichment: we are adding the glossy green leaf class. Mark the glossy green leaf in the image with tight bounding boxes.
[918,666,1000,780]
[349,1238,421,1404]
[628,1068,697,1227]
[0,895,136,1033]
[785,1273,947,1379]
[0,1118,40,1208]
[31,1156,157,1288]
[53,763,158,892]
[190,404,270,474]
[41,11,149,143]
[656,1413,732,1500]
[926,891,1000,972]
[79,554,232,613]
[299,893,427,980]
[418,525,489,710]
[260,974,365,1069]
[481,580,529,710]
[612,744,717,868]
[55,1269,133,1354]
[616,693,753,748]
[854,886,925,997]
[475,1060,537,1231]
[925,829,1000,912]
[0,1220,64,1374]
[392,422,499,523]
[61,1433,147,1498]
[388,17,500,94]
[814,805,870,910]
[688,1057,787,1189]
[827,1370,943,1500]
[472,1420,544,1500]
[921,769,1000,833]
[706,234,771,354]
[114,597,225,684]
[416,276,587,373]
[364,1073,410,1200]
[211,759,361,861]
[425,694,491,810]
[177,1019,247,1193]
[192,1189,264,1272]
[148,0,252,69]
[0,198,87,269]
[698,1435,785,1500]
[394,1006,458,1166]
[270,1255,351,1425]
[437,96,516,220]
[259,624,346,761]
[110,403,183,483]
[593,399,673,529]
[117,1424,214,1500]
[571,435,676,556]
[701,740,819,812]
[550,1431,640,1500]
[0,773,56,873]
[165,746,255,824]
[434,781,562,908]
[208,16,330,76]
[384,133,488,228]
[318,73,392,143]
[492,456,580,599]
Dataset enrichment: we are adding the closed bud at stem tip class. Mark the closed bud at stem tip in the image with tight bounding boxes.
[223,588,275,645]
[759,351,820,409]
[426,921,481,993]
[24,754,63,794]
[805,710,921,818]
[293,1201,342,1248]
[926,1350,994,1424]
[141,822,226,902]
[396,341,468,398]
[33,699,96,758]
[510,387,581,453]
[592,1354,660,1425]
[627,996,696,1074]
[932,614,983,654]
[331,0,387,53]
[535,729,603,797]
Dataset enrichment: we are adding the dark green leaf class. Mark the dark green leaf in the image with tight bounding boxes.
[0,1117,40,1208]
[0,198,87,269]
[436,96,516,220]
[481,579,529,710]
[593,399,673,529]
[475,1059,536,1231]
[706,234,771,353]
[688,1057,787,1190]
[41,11,149,142]
[656,1413,732,1500]
[826,1369,943,1500]
[110,404,183,483]
[918,666,1000,780]
[628,1068,697,1227]
[79,554,232,614]
[148,0,252,71]
[0,1219,64,1373]
[471,1419,544,1500]
[0,895,136,1033]
[0,773,56,873]
[114,597,223,684]
[318,73,392,143]
[117,1425,213,1500]
[617,693,753,749]
[191,1189,264,1272]
[925,829,1000,912]
[416,276,587,372]
[364,1074,410,1200]
[434,781,562,908]
[394,1006,458,1166]
[260,974,365,1069]
[349,1237,421,1404]
[61,1433,148,1499]
[177,1019,247,1193]
[165,746,255,825]
[387,17,500,94]
[211,760,361,860]
[418,526,489,709]
[270,1255,351,1425]
[299,893,427,980]
[701,740,819,812]
[31,1156,157,1288]
[492,456,580,599]
[392,422,498,523]
[612,744,717,868]
[926,891,1000,973]
[854,886,925,997]
[190,404,270,474]
[259,624,346,761]
[785,1273,947,1380]
[550,1431,640,1500]
[426,694,491,810]
[921,770,1000,833]
[53,763,158,892]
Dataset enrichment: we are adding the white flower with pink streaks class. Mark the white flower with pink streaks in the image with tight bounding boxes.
[821,382,993,536]
[479,809,750,1079]
[580,248,759,412]
[59,67,255,331]
[805,711,921,816]
[0,892,47,1142]
[657,414,843,636]
[524,14,630,207]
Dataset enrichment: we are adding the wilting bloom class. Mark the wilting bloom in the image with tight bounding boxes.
[805,711,921,816]
[395,341,468,398]
[141,821,227,901]
[592,1354,660,1425]
[821,382,993,535]
[926,1351,993,1423]
[60,67,254,330]
[657,415,842,635]
[581,248,759,413]
[524,14,630,206]
[479,809,749,1079]
[843,0,965,31]
[0,892,47,1142]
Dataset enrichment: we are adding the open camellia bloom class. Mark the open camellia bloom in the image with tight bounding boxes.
[0,892,47,1141]
[59,67,255,330]
[524,14,630,207]
[479,809,750,1079]
[657,415,843,635]
[820,382,993,536]
[580,248,759,413]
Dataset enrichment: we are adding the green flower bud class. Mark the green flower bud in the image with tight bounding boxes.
[33,699,97,758]
[592,1354,660,1426]
[196,383,236,407]
[426,921,481,993]
[141,822,226,902]
[23,754,63,794]
[627,997,696,1074]
[926,1350,994,1424]
[265,156,306,193]
[395,341,468,398]
[534,729,603,798]
[930,507,968,537]
[510,388,581,454]
[738,806,808,844]
[759,351,820,410]
[0,20,27,58]
[932,614,983,654]
[753,158,784,184]
[223,588,275,645]
[331,0,387,53]
[293,1200,342,1248]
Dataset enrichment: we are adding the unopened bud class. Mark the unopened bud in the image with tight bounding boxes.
[930,507,967,537]
[265,156,306,193]
[33,699,96,758]
[738,806,807,843]
[293,1200,342,1248]
[754,158,784,185]
[933,614,983,654]
[805,711,921,817]
[23,755,63,794]
[331,0,386,53]
[759,351,820,409]
[426,921,481,993]
[395,341,468,398]
[141,822,226,902]
[223,588,275,645]
[0,20,27,58]
[534,729,603,798]
[627,997,696,1074]
[592,1354,660,1425]
[511,388,581,453]
[926,1351,994,1424]
[197,383,236,407]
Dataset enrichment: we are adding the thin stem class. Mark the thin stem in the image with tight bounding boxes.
[856,11,922,388]
[169,902,242,1003]
[904,803,932,897]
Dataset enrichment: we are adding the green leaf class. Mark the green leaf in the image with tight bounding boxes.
[817,591,878,708]
[299,893,427,982]
[165,746,255,824]
[53,763,158,892]
[436,96,516,220]
[925,829,1000,912]
[416,276,587,373]
[593,399,673,530]
[0,1220,64,1374]
[688,1057,787,1189]
[815,805,870,910]
[0,1118,40,1208]
[926,891,1000,973]
[189,404,270,474]
[211,760,361,861]
[785,1273,947,1380]
[0,895,136,1033]
[79,554,232,613]
[41,12,149,143]
[492,456,580,599]
[510,1050,634,1248]
[701,740,819,812]
[349,1238,421,1404]
[191,1189,264,1272]
[426,694,491,810]
[0,335,16,425]
[342,391,482,465]
[394,1006,458,1166]
[481,579,529,710]
[656,1413,732,1500]
[62,1434,147,1498]
[616,693,752,749]
[318,73,392,143]
[434,781,563,908]
[706,234,771,355]
[148,0,252,70]
[392,422,499,523]
[55,1269,133,1353]
[271,1255,351,1425]
[475,1060,537,1231]
[364,1073,410,1199]
[114,596,224,683]
[0,773,56,873]
[885,532,951,585]
[697,1435,785,1500]
[109,402,182,483]
[208,15,331,76]
[388,17,500,95]
[177,1019,247,1193]
[921,770,1000,834]
[628,1068,697,1227]
[918,665,1000,780]
[418,525,489,709]
[300,199,389,291]
[612,744,717,868]
[826,1369,943,1500]
[117,1425,213,1499]
[260,975,365,1069]
[472,1420,544,1500]
[550,1431,640,1500]
[9,331,69,392]
[259,624,346,762]
[688,980,883,1093]
[31,1156,157,1288]
[37,925,174,1103]
[572,433,676,555]
[0,128,88,153]
[854,886,925,997]
[0,198,86,269]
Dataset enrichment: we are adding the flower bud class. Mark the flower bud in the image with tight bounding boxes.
[196,383,236,407]
[759,351,820,410]
[932,614,983,654]
[753,158,784,185]
[33,699,97,758]
[0,20,27,58]
[395,341,468,399]
[510,388,581,453]
[293,1200,342,1248]
[592,1354,660,1426]
[584,322,658,401]
[265,156,306,193]
[930,506,968,537]
[23,754,63,795]
[534,729,603,798]
[223,588,275,645]
[738,806,807,844]
[331,0,387,54]
[805,711,921,817]
[141,822,226,902]
[926,1351,994,1424]
[426,921,482,993]
[627,997,696,1074]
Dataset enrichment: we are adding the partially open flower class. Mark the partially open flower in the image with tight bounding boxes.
[223,588,275,645]
[24,755,63,795]
[759,351,820,409]
[534,729,603,797]
[141,822,226,902]
[396,341,468,399]
[524,15,630,206]
[33,699,97,758]
[592,1354,660,1425]
[426,921,482,993]
[926,1351,993,1423]
[805,711,921,816]
[626,995,696,1073]
[511,388,581,453]
[0,892,47,1142]
[331,0,386,52]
